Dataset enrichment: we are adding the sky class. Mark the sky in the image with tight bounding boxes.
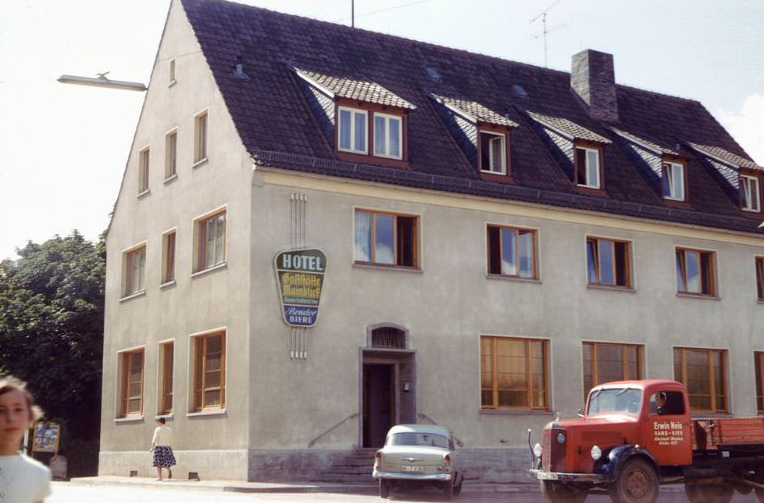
[1,0,762,262]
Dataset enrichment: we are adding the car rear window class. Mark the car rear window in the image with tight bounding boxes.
[387,432,449,448]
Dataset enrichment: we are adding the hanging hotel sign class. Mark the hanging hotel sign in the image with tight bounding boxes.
[274,248,327,327]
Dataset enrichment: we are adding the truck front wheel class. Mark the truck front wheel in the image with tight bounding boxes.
[540,480,587,503]
[609,458,659,503]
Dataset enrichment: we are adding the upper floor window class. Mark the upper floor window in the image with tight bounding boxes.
[338,107,368,155]
[162,230,176,284]
[575,145,602,189]
[756,257,764,302]
[673,347,728,413]
[755,352,764,414]
[118,348,144,418]
[194,111,208,163]
[741,174,761,212]
[486,225,537,279]
[165,130,177,180]
[586,237,632,288]
[675,247,717,297]
[354,209,418,268]
[192,331,226,412]
[479,131,507,175]
[373,113,402,159]
[195,210,226,272]
[169,58,177,85]
[123,245,146,297]
[158,341,174,415]
[583,342,643,399]
[138,148,150,194]
[480,336,548,411]
[662,161,686,201]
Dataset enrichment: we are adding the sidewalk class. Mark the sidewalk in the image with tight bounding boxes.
[68,476,537,494]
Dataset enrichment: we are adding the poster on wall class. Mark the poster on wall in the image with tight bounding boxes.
[33,422,60,453]
[274,248,327,327]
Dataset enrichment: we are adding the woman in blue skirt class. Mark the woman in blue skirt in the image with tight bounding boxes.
[150,417,176,480]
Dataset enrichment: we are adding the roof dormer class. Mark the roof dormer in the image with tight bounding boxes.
[294,68,415,168]
[687,143,764,214]
[428,93,518,182]
[525,110,611,193]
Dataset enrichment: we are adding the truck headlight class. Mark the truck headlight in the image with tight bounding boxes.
[533,443,543,458]
[591,445,602,461]
[556,432,566,444]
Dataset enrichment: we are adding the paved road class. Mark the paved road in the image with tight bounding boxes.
[48,482,760,503]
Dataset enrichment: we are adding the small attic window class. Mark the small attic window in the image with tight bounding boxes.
[741,174,761,212]
[662,161,686,201]
[169,58,176,86]
[479,131,507,175]
[575,145,602,189]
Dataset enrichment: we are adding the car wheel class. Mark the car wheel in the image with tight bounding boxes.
[379,479,389,499]
[453,474,463,496]
[609,458,658,503]
[442,480,454,501]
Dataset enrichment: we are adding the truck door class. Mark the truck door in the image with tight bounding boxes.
[644,390,692,466]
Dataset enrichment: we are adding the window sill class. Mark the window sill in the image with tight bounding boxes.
[587,284,635,293]
[480,409,554,416]
[192,157,209,169]
[115,416,144,424]
[676,292,720,301]
[486,274,540,284]
[187,409,226,418]
[137,189,150,199]
[160,280,177,290]
[191,262,227,279]
[353,262,422,274]
[120,290,147,303]
[164,174,178,185]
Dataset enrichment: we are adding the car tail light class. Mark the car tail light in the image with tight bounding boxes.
[439,454,451,473]
[374,451,382,470]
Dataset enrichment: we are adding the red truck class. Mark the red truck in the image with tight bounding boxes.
[529,380,764,503]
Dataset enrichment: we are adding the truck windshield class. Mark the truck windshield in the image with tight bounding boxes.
[587,388,643,416]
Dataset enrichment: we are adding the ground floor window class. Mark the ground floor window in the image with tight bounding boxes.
[756,352,764,414]
[583,342,643,399]
[119,348,144,418]
[192,331,226,411]
[480,336,548,411]
[673,347,728,413]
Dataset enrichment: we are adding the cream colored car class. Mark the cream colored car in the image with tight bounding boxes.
[372,424,464,500]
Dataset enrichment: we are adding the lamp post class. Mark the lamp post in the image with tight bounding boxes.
[57,72,146,92]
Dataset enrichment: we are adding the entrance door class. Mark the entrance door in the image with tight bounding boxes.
[362,364,394,448]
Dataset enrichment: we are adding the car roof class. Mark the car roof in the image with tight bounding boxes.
[387,424,451,437]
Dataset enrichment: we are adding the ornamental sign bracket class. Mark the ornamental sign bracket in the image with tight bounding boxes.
[274,248,327,328]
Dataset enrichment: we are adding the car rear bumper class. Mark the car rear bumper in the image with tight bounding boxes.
[373,469,452,482]
[528,469,607,483]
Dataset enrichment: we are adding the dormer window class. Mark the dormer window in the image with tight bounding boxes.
[373,113,402,159]
[662,161,686,201]
[338,107,368,155]
[741,174,761,212]
[479,131,507,174]
[575,145,602,189]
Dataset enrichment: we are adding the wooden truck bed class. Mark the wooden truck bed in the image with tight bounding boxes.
[692,417,764,450]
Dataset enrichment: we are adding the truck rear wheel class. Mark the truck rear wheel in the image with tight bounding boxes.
[684,484,733,503]
[609,458,659,503]
[540,480,587,503]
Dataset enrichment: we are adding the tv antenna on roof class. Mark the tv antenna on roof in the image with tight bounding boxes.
[530,0,567,68]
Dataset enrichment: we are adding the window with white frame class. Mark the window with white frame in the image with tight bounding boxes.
[165,130,177,179]
[138,148,150,194]
[373,113,402,159]
[194,111,208,163]
[662,161,686,201]
[123,245,146,297]
[675,247,717,296]
[741,174,761,212]
[479,131,506,174]
[338,107,368,154]
[586,237,632,288]
[575,146,601,189]
[487,225,537,279]
[195,210,226,272]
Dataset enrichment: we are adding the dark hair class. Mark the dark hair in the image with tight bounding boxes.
[0,375,44,421]
[157,417,166,424]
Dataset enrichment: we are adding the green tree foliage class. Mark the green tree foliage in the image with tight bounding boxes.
[0,231,104,476]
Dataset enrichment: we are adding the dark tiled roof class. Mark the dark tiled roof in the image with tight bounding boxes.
[295,68,416,110]
[526,110,611,144]
[180,0,763,235]
[606,127,679,156]
[688,143,764,172]
[428,93,518,127]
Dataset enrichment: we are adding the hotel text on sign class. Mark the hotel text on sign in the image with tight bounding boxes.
[274,249,326,327]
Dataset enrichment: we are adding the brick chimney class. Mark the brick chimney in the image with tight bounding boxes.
[571,49,618,123]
